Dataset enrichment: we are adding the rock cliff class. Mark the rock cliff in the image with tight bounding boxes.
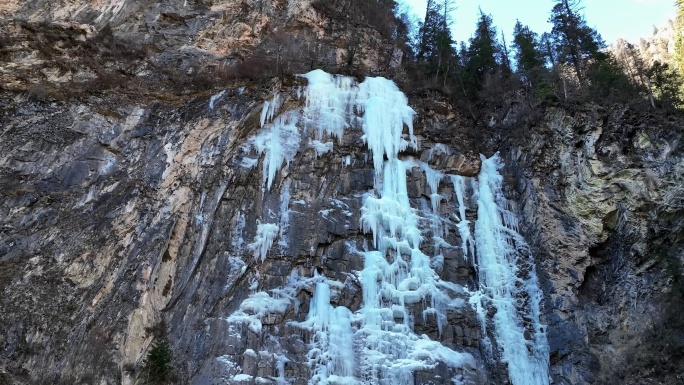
[1,2,684,385]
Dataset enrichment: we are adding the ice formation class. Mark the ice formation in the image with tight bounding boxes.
[252,111,301,191]
[300,69,357,142]
[248,220,280,262]
[260,94,281,128]
[224,291,290,334]
[225,270,311,334]
[278,180,292,249]
[310,140,334,158]
[232,374,253,382]
[298,281,356,385]
[209,90,225,110]
[355,78,474,383]
[472,154,549,385]
[356,77,416,175]
[226,70,549,385]
[247,73,359,191]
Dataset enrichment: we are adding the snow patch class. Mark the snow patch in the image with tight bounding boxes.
[309,140,333,157]
[232,374,253,382]
[240,157,259,168]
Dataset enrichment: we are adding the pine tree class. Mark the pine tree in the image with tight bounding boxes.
[548,0,605,81]
[674,0,684,74]
[647,61,683,109]
[512,21,546,87]
[417,0,456,80]
[612,39,655,107]
[140,340,173,385]
[540,32,556,67]
[500,31,512,77]
[461,9,500,97]
[586,52,640,102]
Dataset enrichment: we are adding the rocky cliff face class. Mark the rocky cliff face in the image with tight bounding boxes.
[497,106,684,384]
[2,2,684,385]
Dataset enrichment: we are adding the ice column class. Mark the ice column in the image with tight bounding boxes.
[473,154,549,385]
[252,111,301,191]
[306,282,356,385]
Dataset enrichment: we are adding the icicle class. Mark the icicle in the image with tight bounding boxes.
[356,77,416,176]
[252,111,301,191]
[301,280,356,385]
[260,94,281,128]
[300,69,357,142]
[275,354,290,385]
[278,180,292,249]
[277,70,475,385]
[248,220,279,262]
[427,143,451,161]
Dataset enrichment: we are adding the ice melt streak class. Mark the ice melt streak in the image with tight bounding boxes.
[209,90,225,110]
[449,175,474,261]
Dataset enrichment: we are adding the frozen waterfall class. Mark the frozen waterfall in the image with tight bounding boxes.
[231,70,549,385]
[299,72,474,385]
[472,154,550,385]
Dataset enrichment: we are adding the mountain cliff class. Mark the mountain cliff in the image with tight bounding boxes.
[1,2,683,385]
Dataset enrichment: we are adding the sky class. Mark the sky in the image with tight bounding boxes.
[402,0,676,45]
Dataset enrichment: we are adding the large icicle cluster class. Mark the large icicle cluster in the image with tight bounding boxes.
[295,72,475,384]
[355,78,473,385]
[300,69,357,142]
[472,154,549,385]
[356,78,416,175]
[247,220,280,262]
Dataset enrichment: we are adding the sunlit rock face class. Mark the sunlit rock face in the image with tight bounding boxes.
[0,0,396,92]
[3,66,684,385]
